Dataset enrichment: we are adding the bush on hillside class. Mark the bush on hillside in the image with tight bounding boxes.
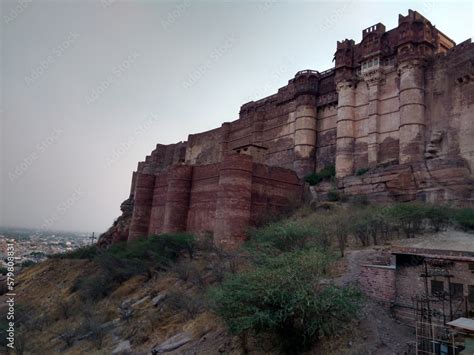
[49,244,99,260]
[350,207,393,246]
[314,209,353,256]
[166,291,205,320]
[71,233,196,300]
[424,204,452,232]
[74,274,114,300]
[304,165,336,186]
[107,233,195,263]
[384,202,468,237]
[327,189,341,202]
[20,260,35,268]
[247,220,324,254]
[385,203,427,238]
[79,313,107,350]
[208,249,360,353]
[453,208,474,230]
[355,167,370,176]
[352,194,370,206]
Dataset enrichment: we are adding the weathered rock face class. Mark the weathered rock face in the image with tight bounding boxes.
[98,197,134,247]
[100,10,473,248]
[312,158,473,205]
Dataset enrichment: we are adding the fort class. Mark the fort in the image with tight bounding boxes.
[99,10,474,248]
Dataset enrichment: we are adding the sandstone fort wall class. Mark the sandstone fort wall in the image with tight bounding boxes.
[99,10,473,247]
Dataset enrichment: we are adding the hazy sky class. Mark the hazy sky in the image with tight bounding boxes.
[1,0,473,234]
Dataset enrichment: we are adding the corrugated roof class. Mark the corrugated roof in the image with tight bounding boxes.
[447,318,474,333]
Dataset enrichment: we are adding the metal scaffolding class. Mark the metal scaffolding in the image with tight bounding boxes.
[414,258,471,355]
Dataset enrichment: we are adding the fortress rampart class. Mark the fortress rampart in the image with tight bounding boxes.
[99,10,474,248]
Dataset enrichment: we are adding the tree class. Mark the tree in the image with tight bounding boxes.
[208,250,360,354]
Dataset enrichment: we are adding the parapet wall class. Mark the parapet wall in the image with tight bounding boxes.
[127,154,302,248]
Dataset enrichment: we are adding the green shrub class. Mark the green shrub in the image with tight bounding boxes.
[304,165,336,186]
[49,245,99,260]
[171,261,204,287]
[424,204,452,232]
[208,249,360,353]
[0,267,7,275]
[20,260,35,268]
[453,208,474,230]
[166,291,205,320]
[385,203,468,236]
[327,189,340,202]
[247,220,322,253]
[108,233,195,264]
[315,209,353,256]
[98,253,148,282]
[352,195,369,206]
[70,233,196,300]
[74,274,114,300]
[355,167,370,176]
[78,311,107,349]
[350,207,392,246]
[385,202,427,238]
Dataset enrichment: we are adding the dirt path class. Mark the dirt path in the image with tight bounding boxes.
[336,249,376,287]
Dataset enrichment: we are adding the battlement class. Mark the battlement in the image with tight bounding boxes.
[398,9,430,25]
[336,39,355,50]
[295,69,320,78]
[362,23,386,38]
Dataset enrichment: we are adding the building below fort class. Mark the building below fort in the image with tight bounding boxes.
[359,233,474,353]
[99,10,474,248]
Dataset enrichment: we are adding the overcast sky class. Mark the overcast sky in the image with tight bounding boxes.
[1,0,472,234]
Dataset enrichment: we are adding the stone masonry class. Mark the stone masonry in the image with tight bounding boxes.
[359,234,474,326]
[99,10,473,248]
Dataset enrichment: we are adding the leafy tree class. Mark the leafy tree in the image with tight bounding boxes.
[385,203,426,238]
[208,250,360,354]
[424,204,452,232]
[247,220,323,254]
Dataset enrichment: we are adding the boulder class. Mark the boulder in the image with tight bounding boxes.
[112,340,131,354]
[151,332,192,353]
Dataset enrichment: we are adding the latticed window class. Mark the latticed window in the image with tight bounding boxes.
[449,283,464,299]
[361,57,380,73]
[431,280,444,295]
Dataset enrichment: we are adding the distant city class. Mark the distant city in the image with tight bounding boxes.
[0,226,94,269]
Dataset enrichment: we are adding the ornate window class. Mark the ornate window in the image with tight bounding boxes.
[361,57,380,73]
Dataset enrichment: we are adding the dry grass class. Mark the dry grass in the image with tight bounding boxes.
[6,251,240,354]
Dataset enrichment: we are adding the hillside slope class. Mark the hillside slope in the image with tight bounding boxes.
[5,202,471,354]
[1,248,413,354]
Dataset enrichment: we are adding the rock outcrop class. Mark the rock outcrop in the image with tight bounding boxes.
[98,197,133,248]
